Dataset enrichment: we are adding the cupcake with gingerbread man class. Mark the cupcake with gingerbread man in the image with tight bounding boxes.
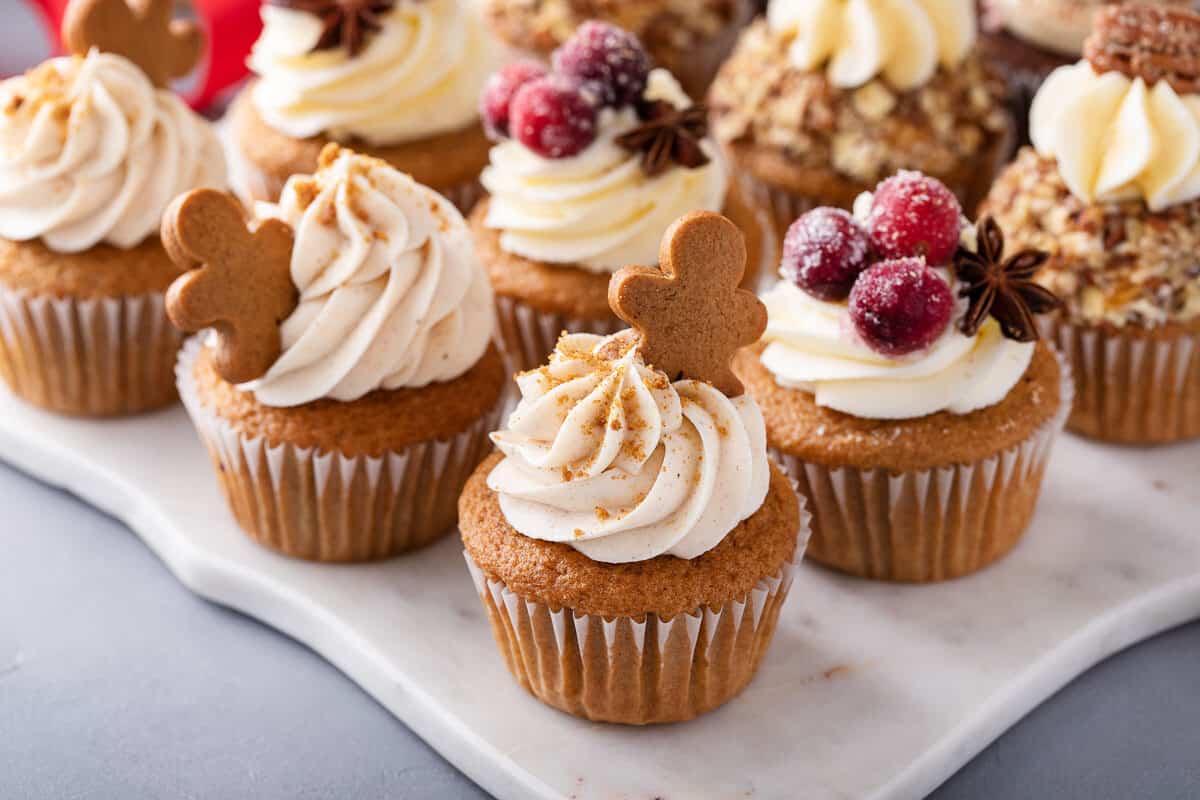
[473,22,771,371]
[983,4,1200,444]
[735,171,1071,582]
[0,0,226,416]
[460,210,807,723]
[165,145,505,562]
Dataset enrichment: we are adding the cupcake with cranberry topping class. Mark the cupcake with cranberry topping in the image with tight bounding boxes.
[983,5,1200,444]
[735,172,1070,582]
[474,22,770,371]
[166,145,505,562]
[708,0,1014,237]
[460,211,806,723]
[228,0,501,208]
[482,0,755,100]
[0,0,226,416]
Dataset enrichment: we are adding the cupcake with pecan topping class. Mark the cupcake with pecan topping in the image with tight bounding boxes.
[983,4,1200,444]
[708,0,1014,237]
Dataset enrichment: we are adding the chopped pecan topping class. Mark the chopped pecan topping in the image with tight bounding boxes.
[1084,5,1200,94]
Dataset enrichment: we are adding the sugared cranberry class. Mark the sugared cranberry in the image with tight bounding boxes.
[849,258,953,356]
[509,75,599,159]
[480,60,548,139]
[551,21,651,107]
[781,207,873,301]
[867,172,962,266]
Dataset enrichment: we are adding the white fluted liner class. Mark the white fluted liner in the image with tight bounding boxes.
[0,283,181,416]
[493,294,625,374]
[176,338,503,562]
[1043,316,1200,444]
[774,350,1073,583]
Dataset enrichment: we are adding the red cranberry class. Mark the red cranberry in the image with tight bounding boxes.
[782,207,873,301]
[480,60,548,139]
[509,75,599,159]
[849,258,953,357]
[867,172,963,266]
[551,21,651,107]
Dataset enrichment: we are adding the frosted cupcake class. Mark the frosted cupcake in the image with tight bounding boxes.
[460,211,806,723]
[736,172,1069,582]
[473,23,770,371]
[166,146,505,561]
[228,0,501,209]
[0,0,225,416]
[708,0,1013,235]
[983,5,1200,444]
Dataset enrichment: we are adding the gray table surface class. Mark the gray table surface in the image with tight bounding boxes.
[2,5,1199,798]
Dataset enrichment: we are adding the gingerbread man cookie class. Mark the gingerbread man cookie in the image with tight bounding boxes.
[62,0,204,88]
[162,189,298,385]
[607,211,767,396]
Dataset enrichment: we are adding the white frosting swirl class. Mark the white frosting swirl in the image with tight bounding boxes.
[488,332,770,564]
[766,0,976,90]
[240,148,494,407]
[1031,61,1200,211]
[0,51,226,253]
[248,0,499,146]
[480,69,727,272]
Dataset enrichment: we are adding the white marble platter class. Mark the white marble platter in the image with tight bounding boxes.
[1,386,1197,800]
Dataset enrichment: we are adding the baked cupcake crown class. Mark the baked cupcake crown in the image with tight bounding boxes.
[606,211,766,396]
[161,190,298,385]
[1084,4,1200,94]
[62,0,203,88]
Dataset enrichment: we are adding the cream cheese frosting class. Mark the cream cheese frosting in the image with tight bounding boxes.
[0,51,226,254]
[480,69,727,272]
[1030,61,1200,211]
[240,147,494,407]
[487,332,769,564]
[766,0,976,90]
[247,0,499,146]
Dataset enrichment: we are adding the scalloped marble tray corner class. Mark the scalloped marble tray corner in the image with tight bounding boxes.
[2,388,1198,800]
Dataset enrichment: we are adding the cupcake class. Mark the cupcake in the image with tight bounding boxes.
[982,5,1200,444]
[482,0,755,100]
[164,145,505,562]
[460,211,806,724]
[227,0,501,209]
[708,0,1014,236]
[735,172,1069,582]
[473,22,771,371]
[0,0,226,416]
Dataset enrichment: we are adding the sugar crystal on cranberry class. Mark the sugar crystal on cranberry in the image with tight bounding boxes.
[867,172,962,266]
[509,75,599,159]
[849,257,953,356]
[551,21,651,108]
[782,207,873,301]
[480,60,548,139]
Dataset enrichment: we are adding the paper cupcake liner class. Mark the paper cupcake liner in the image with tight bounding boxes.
[493,294,625,374]
[463,477,810,724]
[0,284,181,416]
[774,351,1073,583]
[176,338,503,562]
[1043,316,1200,445]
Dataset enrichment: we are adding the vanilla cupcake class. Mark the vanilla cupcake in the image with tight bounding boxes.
[166,146,504,561]
[736,172,1068,582]
[0,0,226,416]
[474,23,771,371]
[460,211,806,723]
[708,0,1013,235]
[227,0,501,209]
[983,5,1200,444]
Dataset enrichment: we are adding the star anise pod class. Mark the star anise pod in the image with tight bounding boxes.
[953,216,1061,342]
[615,101,711,178]
[270,0,398,57]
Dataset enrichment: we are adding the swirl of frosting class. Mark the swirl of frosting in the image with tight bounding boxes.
[766,0,976,90]
[480,69,727,272]
[1030,61,1200,211]
[487,332,770,564]
[248,0,499,146]
[240,147,494,407]
[0,51,226,253]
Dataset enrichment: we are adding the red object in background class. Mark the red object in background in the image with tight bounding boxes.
[22,0,260,111]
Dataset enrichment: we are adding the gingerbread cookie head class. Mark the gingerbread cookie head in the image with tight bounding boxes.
[606,211,767,396]
[62,0,203,88]
[162,189,298,385]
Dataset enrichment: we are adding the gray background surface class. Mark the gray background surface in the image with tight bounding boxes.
[2,3,1199,798]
